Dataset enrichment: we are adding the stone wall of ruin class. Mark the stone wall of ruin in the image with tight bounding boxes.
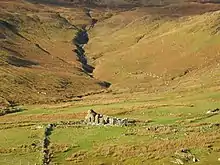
[85,109,128,126]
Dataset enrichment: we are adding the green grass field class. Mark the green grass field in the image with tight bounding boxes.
[0,89,219,164]
[0,127,43,165]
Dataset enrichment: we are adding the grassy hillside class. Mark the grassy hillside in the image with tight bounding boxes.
[0,0,109,105]
[0,0,220,164]
[86,5,220,94]
[0,0,219,105]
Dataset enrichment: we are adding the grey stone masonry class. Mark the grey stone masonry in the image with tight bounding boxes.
[85,109,128,126]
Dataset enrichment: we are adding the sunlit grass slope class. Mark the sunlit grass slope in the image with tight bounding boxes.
[87,7,220,94]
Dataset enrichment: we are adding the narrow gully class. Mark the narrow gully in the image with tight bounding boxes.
[72,9,111,88]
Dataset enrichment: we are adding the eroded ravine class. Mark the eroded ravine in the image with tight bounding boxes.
[72,9,97,75]
[73,28,95,75]
[73,9,111,87]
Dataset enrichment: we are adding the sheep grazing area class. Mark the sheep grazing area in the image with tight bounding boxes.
[0,0,220,164]
[1,90,220,164]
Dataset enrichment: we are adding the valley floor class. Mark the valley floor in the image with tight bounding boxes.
[0,89,220,164]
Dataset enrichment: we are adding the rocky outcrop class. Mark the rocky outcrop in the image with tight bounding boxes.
[85,109,128,126]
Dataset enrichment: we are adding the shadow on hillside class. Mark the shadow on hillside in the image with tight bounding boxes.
[25,0,140,8]
[0,20,30,41]
[98,81,111,88]
[7,56,39,67]
[1,46,23,57]
[199,0,220,4]
[26,0,78,7]
[0,20,17,32]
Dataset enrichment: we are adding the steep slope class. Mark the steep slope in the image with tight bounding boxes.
[0,0,109,105]
[86,5,220,93]
[0,0,220,105]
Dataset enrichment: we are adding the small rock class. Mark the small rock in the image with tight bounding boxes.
[206,108,220,114]
[36,125,43,129]
[181,148,190,153]
[193,157,199,162]
[207,144,213,148]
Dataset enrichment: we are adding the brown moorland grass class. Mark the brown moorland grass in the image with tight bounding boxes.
[1,0,220,105]
[0,1,220,164]
[0,0,109,105]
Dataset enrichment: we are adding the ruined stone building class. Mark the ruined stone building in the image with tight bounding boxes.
[85,109,128,126]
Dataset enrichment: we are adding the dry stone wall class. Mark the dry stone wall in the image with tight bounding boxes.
[41,124,54,165]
